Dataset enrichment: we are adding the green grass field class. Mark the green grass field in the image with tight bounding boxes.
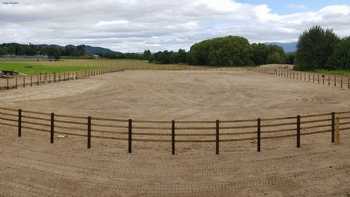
[0,59,192,75]
[315,69,350,76]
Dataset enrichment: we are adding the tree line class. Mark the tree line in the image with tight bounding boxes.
[0,43,144,60]
[146,36,291,66]
[295,26,350,70]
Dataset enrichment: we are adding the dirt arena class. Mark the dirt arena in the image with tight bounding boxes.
[0,69,350,196]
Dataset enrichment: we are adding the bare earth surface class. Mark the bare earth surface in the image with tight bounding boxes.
[0,69,350,196]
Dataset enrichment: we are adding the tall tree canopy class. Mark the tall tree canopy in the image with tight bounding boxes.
[328,37,350,69]
[296,26,340,70]
[190,36,254,66]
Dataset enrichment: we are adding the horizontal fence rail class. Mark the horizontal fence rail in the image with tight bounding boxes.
[0,106,349,155]
[0,67,123,91]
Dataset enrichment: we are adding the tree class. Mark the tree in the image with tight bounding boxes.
[328,37,350,69]
[143,50,152,61]
[251,44,286,65]
[190,36,254,66]
[286,53,296,65]
[296,26,339,70]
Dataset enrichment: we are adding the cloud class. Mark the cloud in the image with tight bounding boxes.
[0,0,350,52]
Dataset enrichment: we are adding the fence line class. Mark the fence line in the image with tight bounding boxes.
[257,67,350,90]
[0,106,348,155]
[0,67,123,90]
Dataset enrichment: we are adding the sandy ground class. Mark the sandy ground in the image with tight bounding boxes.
[0,69,350,196]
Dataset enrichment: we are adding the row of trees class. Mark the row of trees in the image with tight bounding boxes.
[147,36,289,66]
[296,26,350,70]
[0,43,85,59]
[0,43,146,60]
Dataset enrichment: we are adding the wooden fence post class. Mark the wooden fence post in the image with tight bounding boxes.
[128,119,133,153]
[50,113,55,144]
[323,76,325,85]
[172,120,175,155]
[6,78,9,90]
[15,77,18,89]
[23,77,26,88]
[348,78,350,89]
[216,120,220,155]
[257,118,261,152]
[341,77,343,89]
[331,112,335,143]
[87,116,92,149]
[334,76,337,87]
[297,115,301,148]
[18,109,22,137]
[30,75,33,86]
[336,117,340,145]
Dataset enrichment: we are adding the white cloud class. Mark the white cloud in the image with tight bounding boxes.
[0,1,350,52]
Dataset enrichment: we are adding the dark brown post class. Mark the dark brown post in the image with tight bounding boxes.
[313,74,315,83]
[172,120,175,155]
[348,78,350,89]
[15,77,18,89]
[317,74,320,84]
[128,119,132,153]
[331,112,335,143]
[328,76,331,86]
[216,120,220,155]
[30,75,33,86]
[18,109,22,137]
[297,115,301,148]
[87,116,92,149]
[23,77,26,88]
[50,113,55,144]
[257,118,261,152]
[6,78,9,90]
[341,77,343,89]
[334,76,337,87]
[323,76,325,85]
[37,74,40,86]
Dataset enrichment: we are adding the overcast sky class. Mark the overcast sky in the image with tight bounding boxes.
[1,0,350,52]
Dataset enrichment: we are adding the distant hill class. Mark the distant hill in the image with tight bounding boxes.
[267,42,297,53]
[81,45,117,55]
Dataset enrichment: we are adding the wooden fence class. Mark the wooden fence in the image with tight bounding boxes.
[0,106,348,155]
[272,68,350,89]
[0,68,122,90]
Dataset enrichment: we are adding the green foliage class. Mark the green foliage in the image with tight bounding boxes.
[286,53,296,64]
[151,49,188,64]
[296,26,340,70]
[251,44,286,65]
[190,36,254,66]
[328,37,350,69]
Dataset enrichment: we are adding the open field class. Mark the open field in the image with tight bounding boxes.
[0,59,192,74]
[0,69,350,196]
